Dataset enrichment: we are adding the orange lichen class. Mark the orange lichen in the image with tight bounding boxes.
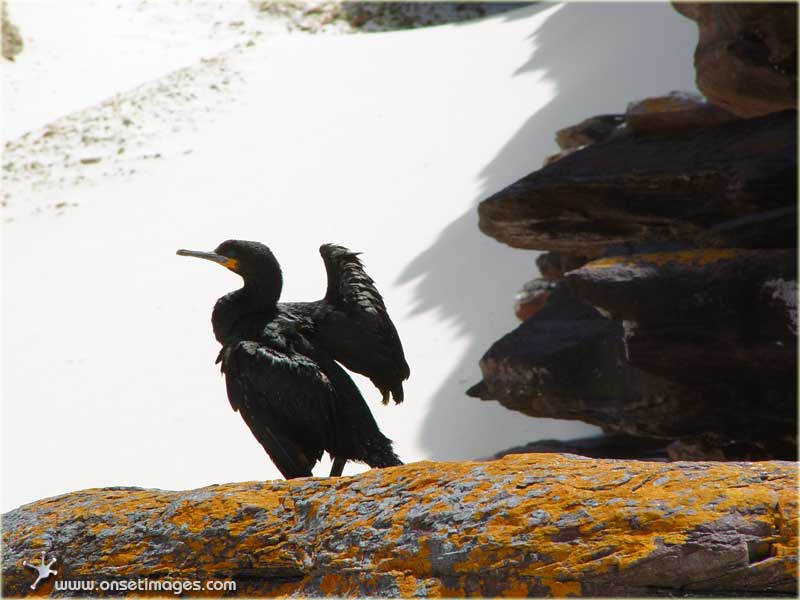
[585,249,761,269]
[3,454,796,597]
[546,580,582,597]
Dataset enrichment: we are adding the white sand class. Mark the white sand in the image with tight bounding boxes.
[1,1,698,511]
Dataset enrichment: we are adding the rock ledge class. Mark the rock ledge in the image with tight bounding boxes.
[3,455,797,597]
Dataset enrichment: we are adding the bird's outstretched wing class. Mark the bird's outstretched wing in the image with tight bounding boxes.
[315,243,410,404]
[218,336,338,480]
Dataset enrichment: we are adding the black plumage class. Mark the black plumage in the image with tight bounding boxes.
[177,240,404,479]
[284,244,410,404]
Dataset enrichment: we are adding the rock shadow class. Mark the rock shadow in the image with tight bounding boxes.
[398,2,699,459]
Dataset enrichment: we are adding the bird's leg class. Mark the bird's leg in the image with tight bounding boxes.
[330,456,347,477]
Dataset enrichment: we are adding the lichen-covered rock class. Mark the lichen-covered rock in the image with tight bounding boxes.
[478,110,796,255]
[2,454,797,597]
[674,2,798,117]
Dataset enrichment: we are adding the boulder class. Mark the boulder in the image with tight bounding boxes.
[674,2,798,117]
[478,110,796,255]
[2,455,797,597]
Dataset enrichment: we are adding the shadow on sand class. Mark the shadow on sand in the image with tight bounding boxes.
[399,2,698,459]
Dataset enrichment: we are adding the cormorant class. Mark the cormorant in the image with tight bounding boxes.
[177,240,403,479]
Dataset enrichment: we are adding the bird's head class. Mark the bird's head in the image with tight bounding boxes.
[177,240,283,296]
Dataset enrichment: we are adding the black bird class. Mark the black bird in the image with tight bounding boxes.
[177,240,403,479]
[283,244,410,405]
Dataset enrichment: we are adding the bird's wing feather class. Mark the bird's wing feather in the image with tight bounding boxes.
[321,243,386,311]
[317,244,410,394]
[220,337,338,479]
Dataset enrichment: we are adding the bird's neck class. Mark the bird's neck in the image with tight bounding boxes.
[212,273,283,344]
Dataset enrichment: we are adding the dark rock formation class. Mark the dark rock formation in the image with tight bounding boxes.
[2,455,797,597]
[477,109,797,255]
[468,285,795,456]
[467,286,699,435]
[565,249,797,380]
[473,5,797,461]
[674,2,798,117]
[545,92,739,165]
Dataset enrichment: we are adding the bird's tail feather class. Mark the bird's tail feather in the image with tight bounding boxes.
[366,442,403,468]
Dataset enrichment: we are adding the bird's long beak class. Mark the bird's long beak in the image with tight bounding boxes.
[177,249,238,271]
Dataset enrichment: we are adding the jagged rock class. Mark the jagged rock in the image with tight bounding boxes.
[535,251,590,280]
[513,278,557,321]
[546,93,738,165]
[565,249,798,377]
[468,284,796,458]
[674,2,798,117]
[563,249,797,457]
[478,110,797,255]
[2,455,797,597]
[624,90,738,134]
[490,434,670,461]
[468,287,707,438]
[554,114,624,151]
[2,0,23,62]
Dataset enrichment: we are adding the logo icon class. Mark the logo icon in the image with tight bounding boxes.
[23,551,57,590]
